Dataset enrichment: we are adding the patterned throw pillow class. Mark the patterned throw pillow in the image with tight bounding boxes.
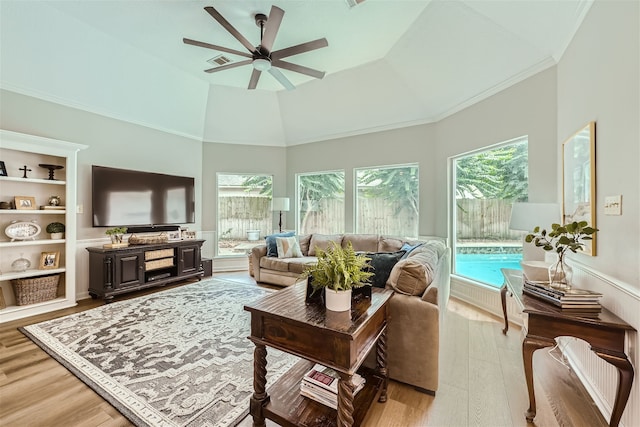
[276,236,303,258]
[265,231,295,257]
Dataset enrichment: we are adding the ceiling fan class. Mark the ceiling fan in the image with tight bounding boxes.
[183,5,328,90]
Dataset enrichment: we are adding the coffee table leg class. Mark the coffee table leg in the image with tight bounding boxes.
[337,374,355,427]
[376,328,389,402]
[250,344,269,427]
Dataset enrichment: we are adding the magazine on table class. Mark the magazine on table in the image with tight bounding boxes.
[302,363,365,394]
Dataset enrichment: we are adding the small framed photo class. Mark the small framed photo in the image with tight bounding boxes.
[40,251,60,269]
[167,229,182,241]
[0,161,7,177]
[15,196,37,210]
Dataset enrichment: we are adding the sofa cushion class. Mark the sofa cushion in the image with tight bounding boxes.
[285,257,318,274]
[364,251,405,288]
[422,283,438,304]
[308,234,343,256]
[343,234,379,252]
[260,256,292,272]
[276,236,303,258]
[298,234,312,256]
[265,231,295,257]
[387,258,430,296]
[378,236,405,253]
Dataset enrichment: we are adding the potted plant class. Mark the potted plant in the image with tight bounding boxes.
[300,241,374,311]
[105,227,128,245]
[46,222,65,239]
[525,221,597,289]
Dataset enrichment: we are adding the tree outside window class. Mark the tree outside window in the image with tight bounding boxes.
[297,171,345,235]
[356,164,419,237]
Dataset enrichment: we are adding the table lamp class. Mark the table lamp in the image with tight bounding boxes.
[509,202,560,261]
[272,197,290,233]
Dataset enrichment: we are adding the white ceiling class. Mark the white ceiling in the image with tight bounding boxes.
[0,0,593,146]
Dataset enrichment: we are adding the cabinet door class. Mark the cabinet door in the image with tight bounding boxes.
[115,252,143,288]
[178,245,201,275]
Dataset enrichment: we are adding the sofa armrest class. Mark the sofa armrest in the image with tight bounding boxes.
[387,293,440,392]
[251,245,267,281]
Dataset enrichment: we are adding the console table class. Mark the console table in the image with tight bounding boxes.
[87,239,204,301]
[501,268,635,427]
[244,282,393,427]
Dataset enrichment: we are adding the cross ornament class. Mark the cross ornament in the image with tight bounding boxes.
[19,165,32,179]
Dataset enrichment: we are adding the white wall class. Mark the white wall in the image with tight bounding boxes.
[0,90,203,240]
[286,123,437,234]
[555,2,639,426]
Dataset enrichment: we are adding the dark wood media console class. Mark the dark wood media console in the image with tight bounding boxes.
[87,239,205,302]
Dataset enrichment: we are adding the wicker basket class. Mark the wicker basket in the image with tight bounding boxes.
[129,233,169,245]
[12,274,60,306]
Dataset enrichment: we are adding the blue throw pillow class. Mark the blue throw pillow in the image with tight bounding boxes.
[400,242,424,260]
[265,231,295,257]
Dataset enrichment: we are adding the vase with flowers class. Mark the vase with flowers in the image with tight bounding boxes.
[525,221,597,290]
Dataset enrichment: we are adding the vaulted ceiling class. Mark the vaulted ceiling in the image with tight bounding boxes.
[0,0,593,146]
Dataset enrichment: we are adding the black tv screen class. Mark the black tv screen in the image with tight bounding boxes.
[92,165,195,227]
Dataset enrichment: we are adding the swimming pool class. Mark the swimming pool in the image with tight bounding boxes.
[455,253,522,287]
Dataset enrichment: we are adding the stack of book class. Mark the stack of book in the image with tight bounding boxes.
[300,364,366,409]
[523,280,603,313]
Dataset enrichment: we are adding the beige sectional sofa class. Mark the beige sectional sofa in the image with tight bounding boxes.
[250,233,451,393]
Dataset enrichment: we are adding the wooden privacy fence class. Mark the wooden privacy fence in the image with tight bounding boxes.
[456,199,522,240]
[219,197,520,241]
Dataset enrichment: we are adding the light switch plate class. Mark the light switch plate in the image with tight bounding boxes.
[604,195,622,215]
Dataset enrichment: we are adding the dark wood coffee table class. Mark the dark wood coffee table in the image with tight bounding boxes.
[244,282,393,427]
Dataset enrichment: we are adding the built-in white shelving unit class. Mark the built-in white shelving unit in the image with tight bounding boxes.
[0,130,87,323]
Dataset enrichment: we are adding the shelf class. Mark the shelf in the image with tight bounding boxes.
[0,239,65,248]
[0,268,66,282]
[0,176,66,185]
[262,360,382,427]
[0,297,77,323]
[0,209,66,215]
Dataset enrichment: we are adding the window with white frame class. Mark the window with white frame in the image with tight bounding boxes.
[296,171,345,234]
[452,138,528,287]
[217,173,272,256]
[355,164,419,237]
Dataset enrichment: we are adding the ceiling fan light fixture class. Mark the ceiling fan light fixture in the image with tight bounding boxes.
[253,58,271,71]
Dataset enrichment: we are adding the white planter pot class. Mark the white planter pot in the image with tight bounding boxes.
[247,230,260,241]
[325,288,352,312]
[50,232,64,240]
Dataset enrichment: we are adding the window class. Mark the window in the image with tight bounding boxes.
[452,138,528,287]
[355,164,419,237]
[217,173,272,256]
[297,171,345,234]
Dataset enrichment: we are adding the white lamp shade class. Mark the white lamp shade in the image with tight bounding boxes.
[272,197,290,212]
[509,203,560,232]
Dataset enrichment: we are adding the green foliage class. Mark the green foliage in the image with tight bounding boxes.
[300,241,373,292]
[105,227,128,235]
[357,166,418,216]
[525,221,598,261]
[456,141,528,201]
[240,175,273,196]
[46,222,65,233]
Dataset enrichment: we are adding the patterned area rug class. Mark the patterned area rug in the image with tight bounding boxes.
[21,279,299,427]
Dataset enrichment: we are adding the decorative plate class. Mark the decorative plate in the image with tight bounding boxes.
[5,221,42,241]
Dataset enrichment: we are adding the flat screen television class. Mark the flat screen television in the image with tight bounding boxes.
[92,165,195,227]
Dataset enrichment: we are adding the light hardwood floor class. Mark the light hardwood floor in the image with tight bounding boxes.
[0,272,607,427]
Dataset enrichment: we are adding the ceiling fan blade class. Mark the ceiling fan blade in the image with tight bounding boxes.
[271,38,328,60]
[248,69,261,90]
[204,59,252,73]
[204,6,256,54]
[268,67,295,91]
[261,6,284,52]
[272,59,325,79]
[183,38,252,58]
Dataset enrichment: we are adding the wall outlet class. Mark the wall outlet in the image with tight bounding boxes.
[77,204,84,214]
[604,195,622,215]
